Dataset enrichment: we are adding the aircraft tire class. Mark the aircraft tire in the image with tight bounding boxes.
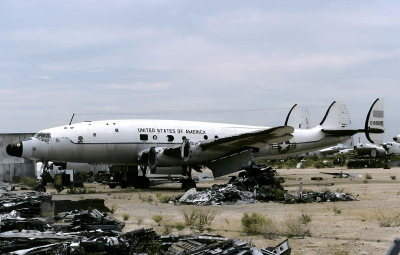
[137,176,150,189]
[109,184,117,189]
[182,179,196,190]
[120,181,128,188]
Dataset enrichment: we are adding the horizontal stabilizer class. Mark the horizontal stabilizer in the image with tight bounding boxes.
[322,128,384,136]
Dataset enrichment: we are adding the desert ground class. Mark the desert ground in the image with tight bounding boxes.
[47,167,400,255]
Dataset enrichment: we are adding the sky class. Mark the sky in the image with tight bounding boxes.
[1,0,399,143]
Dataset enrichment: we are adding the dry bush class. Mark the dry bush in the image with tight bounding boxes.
[241,212,278,239]
[376,210,400,227]
[156,193,170,202]
[122,213,130,221]
[152,214,163,225]
[333,206,342,215]
[136,216,144,225]
[181,206,218,233]
[110,204,118,213]
[283,215,311,238]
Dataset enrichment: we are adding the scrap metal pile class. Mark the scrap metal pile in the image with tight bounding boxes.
[174,163,359,205]
[174,163,286,205]
[1,228,291,255]
[0,191,51,217]
[0,188,291,254]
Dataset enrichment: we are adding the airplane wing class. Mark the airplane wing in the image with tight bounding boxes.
[138,126,294,163]
[199,126,294,151]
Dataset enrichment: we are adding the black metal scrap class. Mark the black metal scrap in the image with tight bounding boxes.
[284,191,359,204]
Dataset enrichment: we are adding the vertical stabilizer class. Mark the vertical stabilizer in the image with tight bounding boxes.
[285,104,310,129]
[319,101,352,130]
[365,98,384,144]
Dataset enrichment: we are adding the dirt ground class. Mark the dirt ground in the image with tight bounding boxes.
[47,167,400,255]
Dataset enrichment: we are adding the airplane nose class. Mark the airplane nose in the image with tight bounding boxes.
[6,141,23,157]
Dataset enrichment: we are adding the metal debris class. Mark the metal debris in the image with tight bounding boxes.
[174,164,286,206]
[53,208,125,232]
[284,191,359,204]
[174,164,359,205]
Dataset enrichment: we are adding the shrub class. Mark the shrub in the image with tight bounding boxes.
[137,216,144,225]
[152,214,163,225]
[173,221,186,230]
[182,206,218,233]
[376,212,400,227]
[122,213,130,221]
[241,212,277,238]
[283,216,311,237]
[391,176,396,180]
[365,173,372,179]
[110,204,118,213]
[300,212,312,225]
[156,193,170,202]
[333,206,341,215]
[18,176,38,188]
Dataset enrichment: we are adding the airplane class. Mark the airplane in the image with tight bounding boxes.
[382,135,400,156]
[6,99,384,190]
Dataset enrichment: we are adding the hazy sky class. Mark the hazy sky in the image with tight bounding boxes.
[1,0,399,142]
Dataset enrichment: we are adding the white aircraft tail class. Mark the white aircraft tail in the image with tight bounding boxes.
[365,98,384,144]
[319,101,352,130]
[285,104,310,129]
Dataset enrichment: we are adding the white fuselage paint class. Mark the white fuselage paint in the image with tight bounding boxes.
[20,119,349,165]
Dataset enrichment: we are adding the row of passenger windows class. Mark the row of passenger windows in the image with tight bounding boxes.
[139,134,218,141]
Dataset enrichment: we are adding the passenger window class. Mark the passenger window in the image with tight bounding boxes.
[140,134,148,141]
[167,135,174,142]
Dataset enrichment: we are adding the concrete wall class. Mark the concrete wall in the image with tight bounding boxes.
[0,133,36,182]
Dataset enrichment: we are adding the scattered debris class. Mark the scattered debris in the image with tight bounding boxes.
[171,164,359,205]
[320,170,362,178]
[284,191,359,204]
[175,163,285,205]
[0,188,291,254]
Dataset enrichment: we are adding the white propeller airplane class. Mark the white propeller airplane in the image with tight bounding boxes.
[6,99,384,189]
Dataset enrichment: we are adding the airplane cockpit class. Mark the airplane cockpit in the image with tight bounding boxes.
[34,132,52,141]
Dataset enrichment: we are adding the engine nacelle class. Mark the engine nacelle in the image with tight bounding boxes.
[393,135,400,142]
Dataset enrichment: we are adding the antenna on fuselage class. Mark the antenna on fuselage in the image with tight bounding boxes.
[69,114,75,125]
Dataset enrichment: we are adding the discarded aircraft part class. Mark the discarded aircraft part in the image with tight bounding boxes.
[197,172,213,181]
[385,237,400,255]
[261,239,291,255]
[320,170,362,178]
[0,191,52,218]
[53,209,125,232]
[284,191,359,204]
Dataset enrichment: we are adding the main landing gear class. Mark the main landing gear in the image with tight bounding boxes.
[108,165,151,189]
[181,166,196,190]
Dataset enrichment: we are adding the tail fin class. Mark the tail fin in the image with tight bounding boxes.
[319,101,352,130]
[321,98,384,138]
[285,104,310,129]
[365,98,384,144]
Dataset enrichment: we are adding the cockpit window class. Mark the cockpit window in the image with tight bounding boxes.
[34,132,51,141]
[34,132,51,139]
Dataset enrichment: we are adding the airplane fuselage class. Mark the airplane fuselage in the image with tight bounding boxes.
[17,119,348,165]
